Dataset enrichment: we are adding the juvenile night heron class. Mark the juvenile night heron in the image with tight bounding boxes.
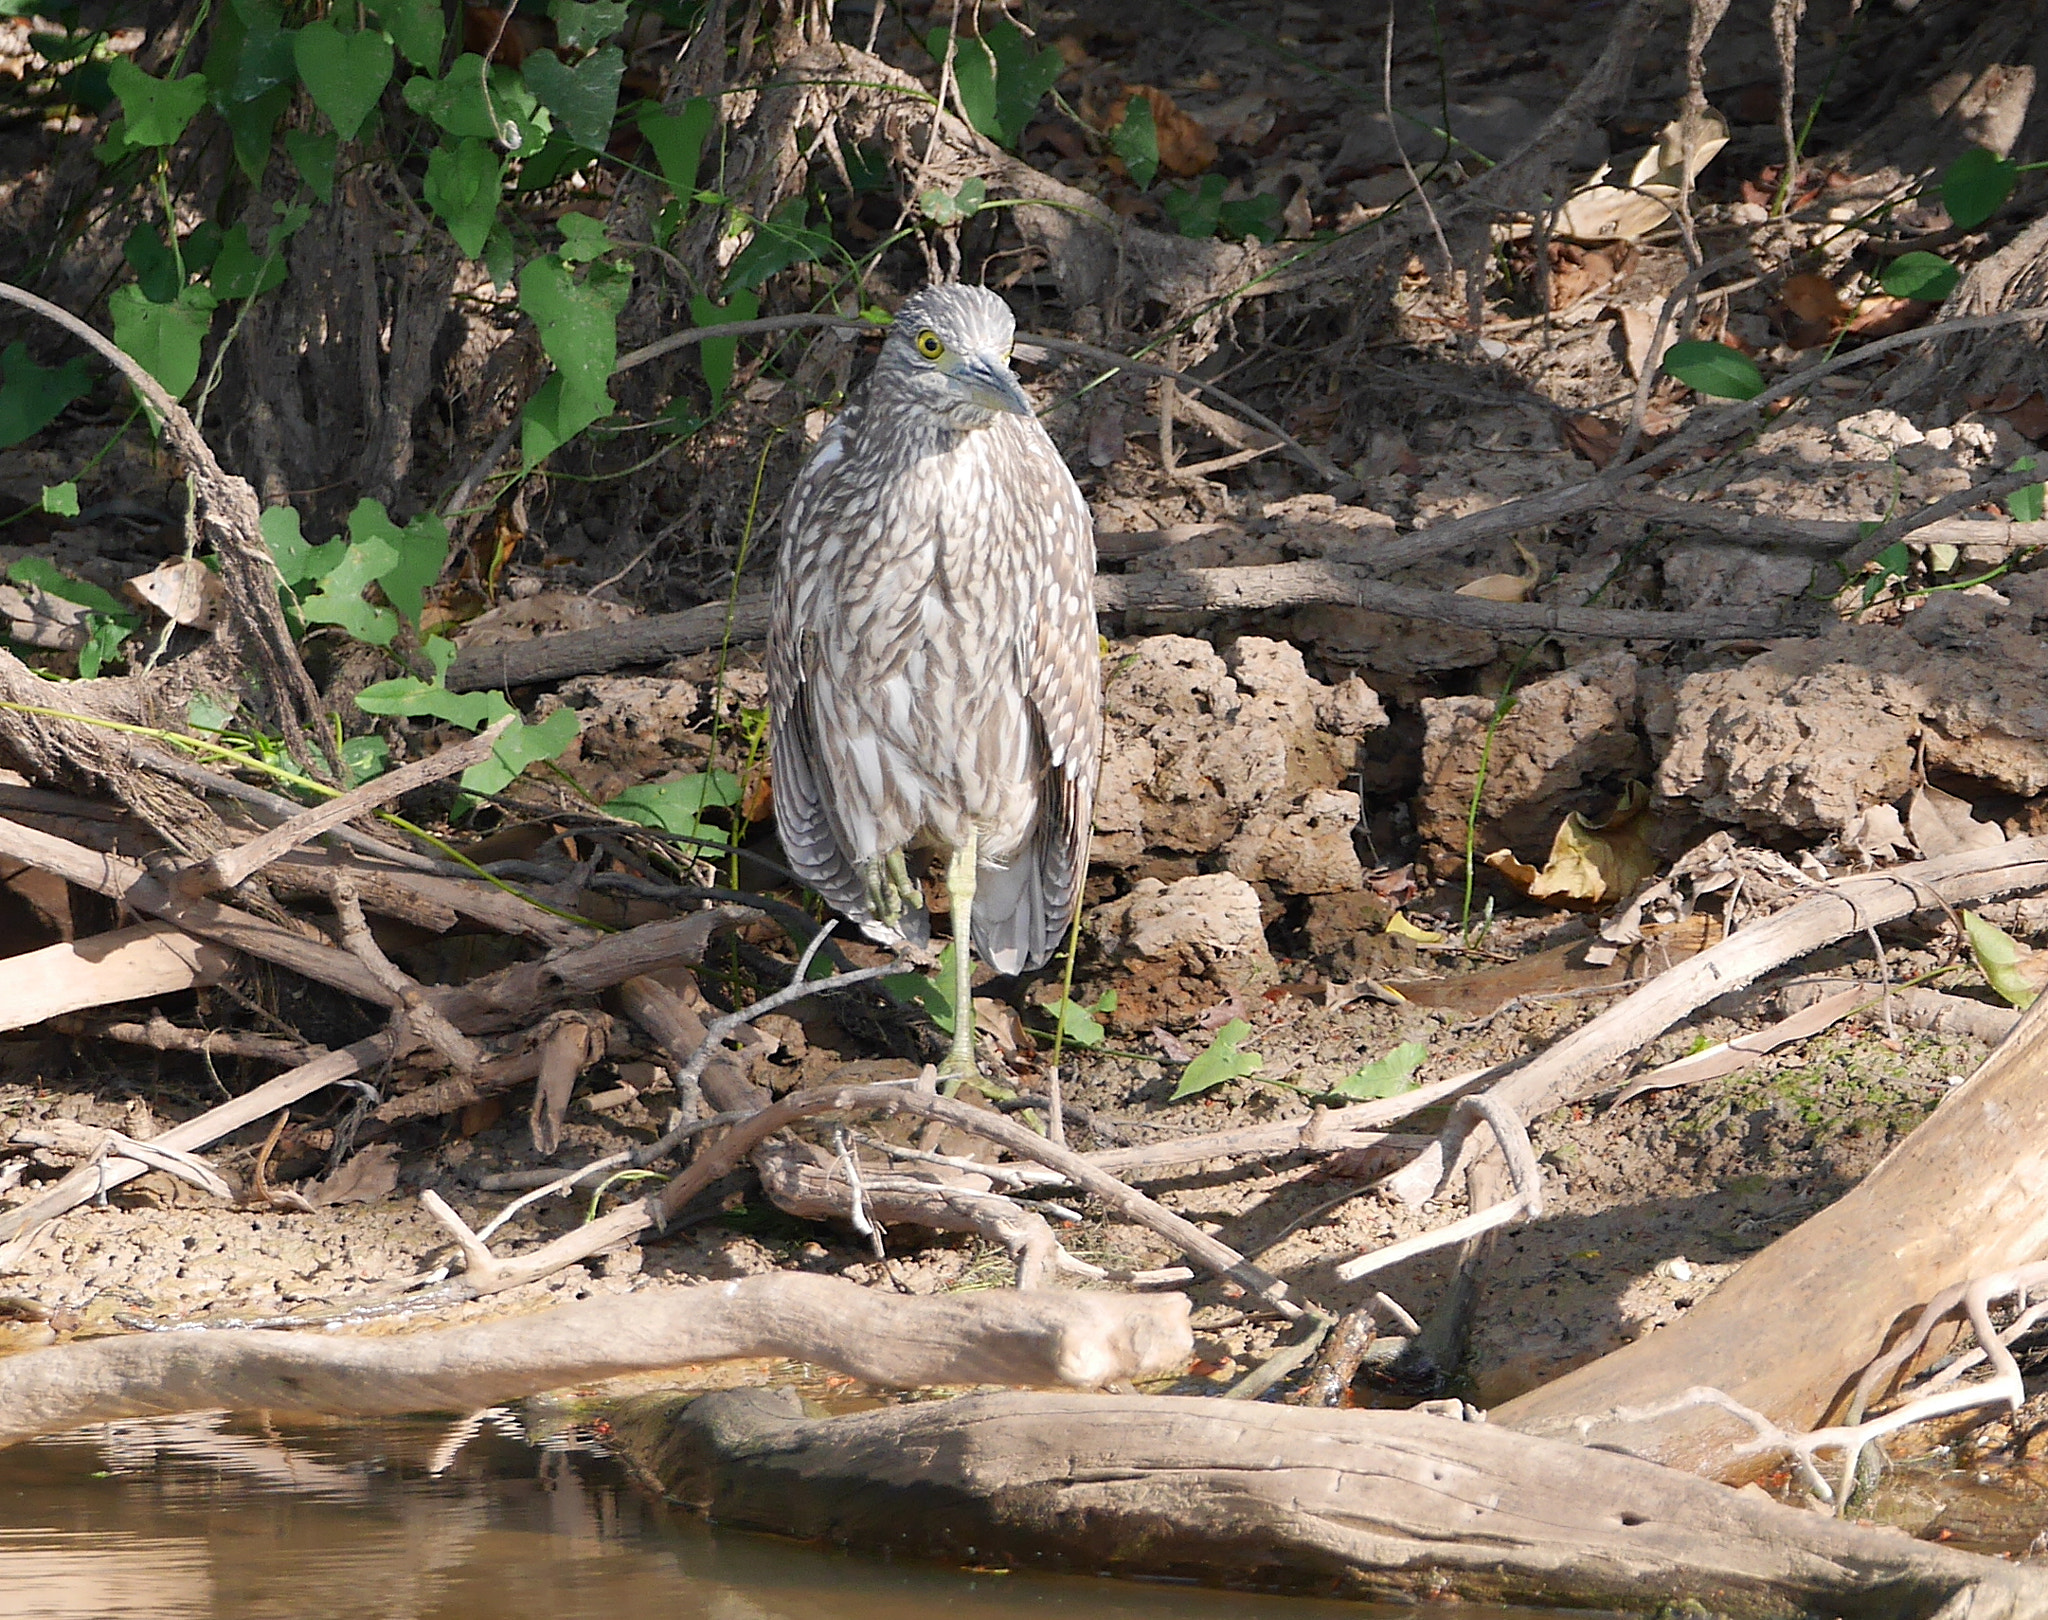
[767,283,1101,1087]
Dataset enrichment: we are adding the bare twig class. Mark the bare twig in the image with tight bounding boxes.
[175,717,515,898]
[331,879,484,1073]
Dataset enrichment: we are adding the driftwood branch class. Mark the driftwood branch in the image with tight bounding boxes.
[1387,834,2048,1205]
[0,1275,1194,1446]
[3,922,234,1033]
[626,1387,2048,1618]
[444,566,1791,692]
[173,716,514,898]
[1495,983,2048,1480]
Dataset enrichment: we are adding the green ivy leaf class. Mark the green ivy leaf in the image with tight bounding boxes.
[519,374,596,465]
[637,96,715,199]
[340,732,391,787]
[2008,457,2043,523]
[77,613,131,677]
[186,691,237,731]
[284,128,338,202]
[423,137,504,258]
[1964,909,2039,1009]
[370,0,444,69]
[108,283,214,398]
[342,498,449,628]
[553,212,613,263]
[1217,192,1283,243]
[1661,339,1764,400]
[1041,988,1113,1049]
[356,672,508,726]
[1943,147,2019,232]
[1169,1019,1263,1100]
[259,503,349,588]
[985,19,1062,149]
[221,80,291,182]
[221,18,299,103]
[404,54,548,148]
[548,0,627,48]
[518,252,630,421]
[40,482,78,516]
[723,197,833,291]
[927,27,1001,145]
[7,556,128,620]
[1109,92,1158,189]
[1328,1040,1428,1101]
[461,706,580,796]
[1161,172,1224,238]
[292,20,393,142]
[1879,251,1961,303]
[883,942,960,1036]
[123,223,183,303]
[689,286,758,406]
[521,44,623,153]
[603,770,741,846]
[299,532,401,645]
[0,342,92,447]
[106,58,209,146]
[918,176,985,227]
[1860,539,1914,605]
[207,222,288,300]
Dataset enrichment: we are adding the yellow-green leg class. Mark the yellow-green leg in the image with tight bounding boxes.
[940,831,984,1094]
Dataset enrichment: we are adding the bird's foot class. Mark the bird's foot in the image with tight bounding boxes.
[936,1031,1015,1102]
[862,850,923,929]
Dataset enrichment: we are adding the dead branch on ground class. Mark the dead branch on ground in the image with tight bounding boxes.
[0,1275,1194,1446]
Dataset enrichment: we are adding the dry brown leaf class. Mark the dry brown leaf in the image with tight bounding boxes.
[1841,802,1912,864]
[1992,390,2048,443]
[1906,783,2005,858]
[307,1142,402,1206]
[1488,782,1658,910]
[1113,84,1218,177]
[1563,413,1623,468]
[1545,108,1728,242]
[125,557,222,629]
[1842,296,1932,342]
[1455,540,1542,602]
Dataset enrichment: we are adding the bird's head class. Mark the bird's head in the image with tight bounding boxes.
[879,283,1034,429]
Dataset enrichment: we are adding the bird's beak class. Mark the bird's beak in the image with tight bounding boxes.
[958,356,1035,417]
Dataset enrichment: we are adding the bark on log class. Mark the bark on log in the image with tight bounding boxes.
[624,1387,2048,1619]
[0,1276,1193,1447]
[1493,984,2048,1477]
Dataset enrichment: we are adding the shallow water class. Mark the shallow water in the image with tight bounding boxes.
[0,1411,1566,1620]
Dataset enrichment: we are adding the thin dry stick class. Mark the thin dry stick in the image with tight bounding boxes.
[437,1078,1302,1312]
[330,879,483,1072]
[175,716,515,898]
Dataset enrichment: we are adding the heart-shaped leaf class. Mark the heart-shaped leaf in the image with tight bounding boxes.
[0,343,92,448]
[518,253,629,415]
[108,283,213,398]
[521,44,622,152]
[461,707,580,796]
[293,20,392,141]
[299,531,401,646]
[283,128,338,202]
[1170,1019,1263,1100]
[370,0,443,69]
[423,137,503,258]
[403,53,547,148]
[107,58,209,146]
[636,95,714,199]
[548,0,626,48]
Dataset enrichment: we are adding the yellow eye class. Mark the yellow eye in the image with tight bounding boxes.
[915,329,946,360]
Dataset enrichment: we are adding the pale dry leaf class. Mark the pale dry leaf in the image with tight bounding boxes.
[125,558,223,629]
[1841,802,1913,864]
[1454,540,1543,602]
[1545,107,1728,242]
[1489,783,1658,910]
[307,1141,402,1206]
[1907,783,2005,859]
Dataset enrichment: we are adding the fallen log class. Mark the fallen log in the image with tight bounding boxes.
[1493,981,2048,1479]
[619,1386,2048,1618]
[0,1275,1193,1447]
[443,569,1793,691]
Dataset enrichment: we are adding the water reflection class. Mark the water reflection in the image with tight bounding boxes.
[0,1412,1547,1620]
